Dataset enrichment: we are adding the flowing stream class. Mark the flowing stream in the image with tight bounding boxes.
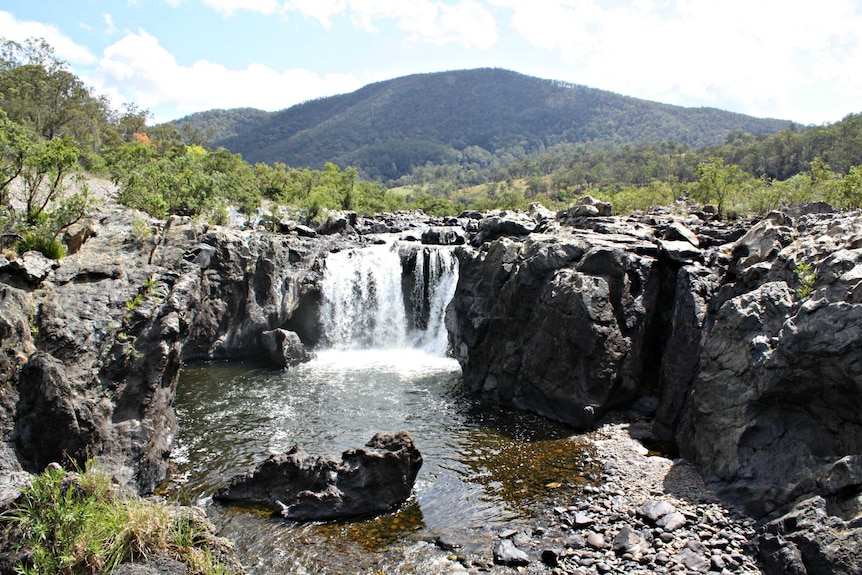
[168,241,596,574]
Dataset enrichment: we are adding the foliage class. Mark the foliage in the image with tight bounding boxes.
[0,460,235,575]
[794,261,817,299]
[18,231,66,259]
[692,159,749,219]
[110,142,260,218]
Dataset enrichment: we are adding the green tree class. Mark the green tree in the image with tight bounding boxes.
[0,38,95,141]
[693,158,748,218]
[18,135,80,225]
[0,108,33,205]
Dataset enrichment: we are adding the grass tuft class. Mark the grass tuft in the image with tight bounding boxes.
[1,459,242,575]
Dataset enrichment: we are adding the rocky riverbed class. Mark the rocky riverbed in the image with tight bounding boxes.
[423,412,761,575]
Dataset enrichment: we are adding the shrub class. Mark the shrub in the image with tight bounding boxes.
[0,460,239,575]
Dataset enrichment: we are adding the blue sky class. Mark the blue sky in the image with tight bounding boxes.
[1,1,861,125]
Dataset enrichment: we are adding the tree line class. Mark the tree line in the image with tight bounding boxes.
[2,37,862,261]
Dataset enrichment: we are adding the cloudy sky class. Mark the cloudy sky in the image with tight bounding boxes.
[1,0,860,125]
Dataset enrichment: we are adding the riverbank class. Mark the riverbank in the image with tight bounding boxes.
[434,411,761,574]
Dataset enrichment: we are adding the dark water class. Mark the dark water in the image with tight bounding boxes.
[168,349,598,574]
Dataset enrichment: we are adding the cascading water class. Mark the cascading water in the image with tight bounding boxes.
[319,240,458,355]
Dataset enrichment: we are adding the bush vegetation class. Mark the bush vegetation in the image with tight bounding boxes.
[3,34,862,252]
[0,460,239,575]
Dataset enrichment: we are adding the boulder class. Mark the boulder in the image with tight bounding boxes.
[557,195,613,222]
[421,226,466,246]
[471,215,535,245]
[10,251,56,284]
[261,328,311,368]
[446,230,663,429]
[213,431,423,521]
[758,496,862,575]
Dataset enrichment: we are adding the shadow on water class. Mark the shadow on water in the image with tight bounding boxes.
[165,350,599,574]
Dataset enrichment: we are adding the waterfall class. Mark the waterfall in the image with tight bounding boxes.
[320,240,458,355]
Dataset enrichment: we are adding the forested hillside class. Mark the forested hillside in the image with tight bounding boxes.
[173,68,790,182]
[3,36,862,266]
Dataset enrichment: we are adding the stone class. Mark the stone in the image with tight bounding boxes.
[675,548,710,573]
[657,511,686,532]
[472,215,536,245]
[260,328,311,368]
[494,539,529,566]
[11,251,56,283]
[586,532,607,550]
[213,431,423,521]
[665,221,700,247]
[63,219,99,254]
[823,455,862,495]
[421,227,466,246]
[564,534,586,549]
[612,526,649,556]
[638,500,676,522]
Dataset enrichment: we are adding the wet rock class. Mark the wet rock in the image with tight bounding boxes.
[260,328,311,368]
[494,539,529,566]
[214,431,422,521]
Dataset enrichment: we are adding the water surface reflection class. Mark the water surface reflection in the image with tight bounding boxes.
[169,350,597,573]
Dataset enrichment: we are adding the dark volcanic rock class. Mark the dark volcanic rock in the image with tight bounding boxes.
[446,223,681,429]
[678,212,862,515]
[758,496,862,575]
[261,328,312,368]
[3,205,342,494]
[213,431,422,521]
[421,226,466,246]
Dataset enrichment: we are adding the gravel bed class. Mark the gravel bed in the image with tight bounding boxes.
[438,413,763,574]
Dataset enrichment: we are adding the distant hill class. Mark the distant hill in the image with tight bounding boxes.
[171,68,790,182]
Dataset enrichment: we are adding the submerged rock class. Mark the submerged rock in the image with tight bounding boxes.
[213,431,422,521]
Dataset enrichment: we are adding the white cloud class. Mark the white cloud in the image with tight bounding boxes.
[199,0,284,16]
[195,0,499,49]
[93,29,364,122]
[103,13,119,36]
[0,10,97,65]
[490,0,862,124]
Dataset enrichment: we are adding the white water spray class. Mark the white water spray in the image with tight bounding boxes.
[320,240,458,355]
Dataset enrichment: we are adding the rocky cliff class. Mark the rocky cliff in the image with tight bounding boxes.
[444,204,862,574]
[0,205,344,496]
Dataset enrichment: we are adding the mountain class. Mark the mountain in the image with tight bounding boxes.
[171,68,791,182]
